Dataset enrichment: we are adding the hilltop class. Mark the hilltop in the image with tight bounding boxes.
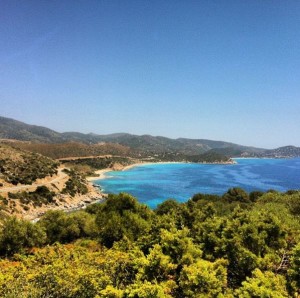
[0,116,65,143]
[259,145,300,158]
[1,116,299,159]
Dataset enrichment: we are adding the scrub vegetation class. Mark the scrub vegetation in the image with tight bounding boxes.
[0,144,58,185]
[0,189,300,297]
[7,186,55,207]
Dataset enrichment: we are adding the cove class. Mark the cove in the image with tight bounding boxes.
[95,158,300,208]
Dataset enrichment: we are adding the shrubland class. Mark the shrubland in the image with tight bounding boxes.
[10,142,131,159]
[61,156,136,177]
[0,189,299,297]
[0,144,58,185]
[8,186,55,207]
[61,169,88,197]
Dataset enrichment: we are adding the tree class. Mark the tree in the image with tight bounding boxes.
[95,193,151,247]
[38,210,97,244]
[236,269,289,298]
[287,242,300,296]
[0,217,46,256]
[155,199,181,215]
[179,258,228,297]
[222,187,250,203]
[125,281,171,298]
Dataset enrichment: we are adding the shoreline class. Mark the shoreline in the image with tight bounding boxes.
[87,159,237,182]
[3,159,237,222]
[86,161,185,182]
[232,157,290,160]
[122,161,186,171]
[87,161,190,182]
[86,169,113,181]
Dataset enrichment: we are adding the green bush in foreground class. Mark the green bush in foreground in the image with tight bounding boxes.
[0,189,299,297]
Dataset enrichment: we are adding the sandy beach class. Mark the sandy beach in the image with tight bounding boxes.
[86,169,113,181]
[87,161,187,181]
[86,159,236,182]
[121,161,185,171]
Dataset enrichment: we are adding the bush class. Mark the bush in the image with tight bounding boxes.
[8,186,55,206]
[0,217,46,256]
[62,170,88,197]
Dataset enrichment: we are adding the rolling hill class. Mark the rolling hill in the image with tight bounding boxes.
[0,116,299,158]
[0,116,65,143]
[0,143,59,185]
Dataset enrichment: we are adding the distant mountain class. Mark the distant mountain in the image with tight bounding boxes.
[0,116,65,143]
[1,115,299,158]
[259,146,300,158]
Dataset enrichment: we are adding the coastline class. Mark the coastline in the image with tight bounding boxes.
[86,159,237,182]
[86,162,186,182]
[86,169,113,181]
[232,157,287,160]
[13,157,289,222]
[122,161,186,171]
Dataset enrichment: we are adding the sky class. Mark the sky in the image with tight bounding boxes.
[0,0,300,148]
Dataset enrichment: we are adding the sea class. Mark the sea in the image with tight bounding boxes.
[94,158,300,209]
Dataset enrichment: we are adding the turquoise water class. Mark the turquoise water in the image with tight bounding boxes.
[95,158,300,208]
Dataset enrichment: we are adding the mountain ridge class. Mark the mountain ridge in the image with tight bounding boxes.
[0,116,299,158]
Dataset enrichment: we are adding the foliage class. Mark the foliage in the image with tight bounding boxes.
[179,258,228,297]
[0,190,300,297]
[8,186,55,207]
[222,187,250,203]
[38,210,98,244]
[14,141,131,159]
[288,243,300,294]
[61,169,88,196]
[94,193,152,247]
[62,156,135,173]
[0,217,46,256]
[186,150,230,163]
[0,144,58,185]
[235,269,289,297]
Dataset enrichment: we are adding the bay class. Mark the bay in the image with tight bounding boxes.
[95,158,300,208]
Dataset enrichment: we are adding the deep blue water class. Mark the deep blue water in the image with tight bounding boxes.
[95,158,300,208]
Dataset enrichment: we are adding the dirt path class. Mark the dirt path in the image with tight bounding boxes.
[0,167,68,193]
[57,155,114,161]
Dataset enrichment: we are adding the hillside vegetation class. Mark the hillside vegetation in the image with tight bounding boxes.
[2,115,300,159]
[0,116,64,143]
[0,144,58,185]
[0,189,300,297]
[11,142,131,159]
[261,146,300,158]
[0,144,96,219]
[6,140,233,164]
[0,116,266,158]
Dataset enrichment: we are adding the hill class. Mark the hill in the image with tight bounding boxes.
[0,116,262,158]
[0,143,59,185]
[259,146,300,158]
[1,115,299,158]
[0,143,103,220]
[8,142,131,160]
[0,116,65,143]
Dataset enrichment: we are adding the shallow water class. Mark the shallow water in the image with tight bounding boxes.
[95,158,300,208]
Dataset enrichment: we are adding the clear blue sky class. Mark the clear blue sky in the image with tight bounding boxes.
[1,0,299,148]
